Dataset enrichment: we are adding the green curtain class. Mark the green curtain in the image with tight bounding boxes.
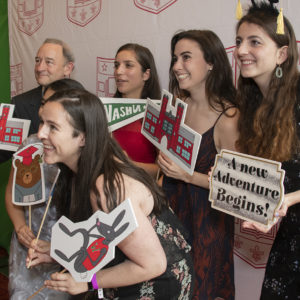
[0,0,13,252]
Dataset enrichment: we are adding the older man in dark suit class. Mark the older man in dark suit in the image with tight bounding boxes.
[0,38,75,162]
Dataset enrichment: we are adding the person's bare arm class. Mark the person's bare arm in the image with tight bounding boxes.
[214,107,239,153]
[43,175,167,294]
[243,190,300,233]
[284,190,300,209]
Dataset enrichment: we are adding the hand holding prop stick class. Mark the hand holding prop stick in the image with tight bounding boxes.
[27,268,67,300]
[27,169,61,268]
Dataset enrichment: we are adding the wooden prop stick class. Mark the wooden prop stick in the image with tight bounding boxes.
[27,268,66,300]
[29,205,32,230]
[27,191,54,269]
[27,170,61,268]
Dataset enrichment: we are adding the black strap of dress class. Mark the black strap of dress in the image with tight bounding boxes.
[213,106,236,127]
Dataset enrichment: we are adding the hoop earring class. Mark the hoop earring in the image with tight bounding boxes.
[275,65,283,78]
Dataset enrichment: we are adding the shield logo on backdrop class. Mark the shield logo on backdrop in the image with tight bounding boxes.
[17,0,44,36]
[134,0,177,14]
[234,218,279,268]
[10,64,23,98]
[96,57,116,97]
[67,0,101,27]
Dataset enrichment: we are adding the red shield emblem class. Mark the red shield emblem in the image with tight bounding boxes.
[134,0,177,14]
[234,218,279,268]
[10,64,23,98]
[67,0,101,27]
[17,0,44,36]
[96,57,116,97]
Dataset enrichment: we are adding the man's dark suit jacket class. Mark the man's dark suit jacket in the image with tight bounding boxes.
[0,86,43,163]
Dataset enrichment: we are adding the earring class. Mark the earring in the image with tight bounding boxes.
[275,65,283,78]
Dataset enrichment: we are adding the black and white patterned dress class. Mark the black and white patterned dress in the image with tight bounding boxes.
[260,93,300,299]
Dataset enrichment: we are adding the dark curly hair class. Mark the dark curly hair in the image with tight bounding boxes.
[235,1,299,161]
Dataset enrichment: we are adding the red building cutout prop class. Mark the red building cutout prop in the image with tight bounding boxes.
[141,90,201,175]
[0,104,30,151]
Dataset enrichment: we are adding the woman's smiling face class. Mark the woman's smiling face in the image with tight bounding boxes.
[172,38,212,94]
[234,22,284,91]
[37,101,85,172]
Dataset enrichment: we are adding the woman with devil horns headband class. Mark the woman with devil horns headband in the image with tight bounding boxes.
[234,1,300,299]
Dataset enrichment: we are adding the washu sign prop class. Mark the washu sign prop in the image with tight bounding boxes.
[51,198,138,282]
[141,90,201,175]
[209,150,285,226]
[0,103,30,151]
[100,97,160,132]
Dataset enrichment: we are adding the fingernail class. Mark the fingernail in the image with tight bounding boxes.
[275,212,279,217]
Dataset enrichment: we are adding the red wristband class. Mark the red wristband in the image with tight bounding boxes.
[91,273,99,290]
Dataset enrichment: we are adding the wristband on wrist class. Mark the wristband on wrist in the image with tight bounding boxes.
[91,273,99,290]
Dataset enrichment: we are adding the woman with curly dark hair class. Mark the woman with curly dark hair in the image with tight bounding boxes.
[234,1,300,299]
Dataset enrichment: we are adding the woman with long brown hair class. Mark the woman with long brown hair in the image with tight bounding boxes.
[113,43,161,178]
[27,89,194,299]
[158,29,239,299]
[234,1,300,298]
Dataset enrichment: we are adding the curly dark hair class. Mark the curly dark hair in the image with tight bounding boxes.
[235,1,299,161]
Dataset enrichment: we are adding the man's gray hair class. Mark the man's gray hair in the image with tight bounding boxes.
[43,38,75,64]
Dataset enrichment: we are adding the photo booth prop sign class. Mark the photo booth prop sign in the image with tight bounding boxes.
[51,198,138,282]
[141,89,201,175]
[209,150,285,226]
[0,103,30,151]
[12,143,45,205]
[100,97,160,132]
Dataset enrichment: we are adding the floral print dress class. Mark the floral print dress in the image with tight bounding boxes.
[98,208,195,300]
